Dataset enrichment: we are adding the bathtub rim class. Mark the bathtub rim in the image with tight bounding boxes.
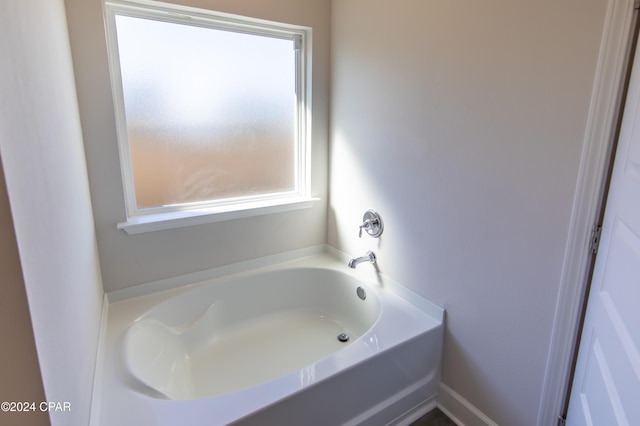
[106,244,443,323]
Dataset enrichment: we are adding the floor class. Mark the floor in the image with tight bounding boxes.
[410,408,457,425]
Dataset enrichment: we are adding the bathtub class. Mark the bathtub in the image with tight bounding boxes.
[96,249,443,426]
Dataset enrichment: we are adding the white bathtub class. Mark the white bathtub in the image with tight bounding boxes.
[96,249,443,426]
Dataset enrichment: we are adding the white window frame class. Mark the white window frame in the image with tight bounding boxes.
[103,0,316,234]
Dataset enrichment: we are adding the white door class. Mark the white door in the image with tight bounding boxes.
[566,40,640,425]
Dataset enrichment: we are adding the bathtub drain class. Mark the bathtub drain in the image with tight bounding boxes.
[337,333,349,343]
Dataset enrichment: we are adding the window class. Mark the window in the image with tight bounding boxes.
[104,1,314,234]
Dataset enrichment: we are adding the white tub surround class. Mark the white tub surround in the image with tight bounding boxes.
[97,250,443,425]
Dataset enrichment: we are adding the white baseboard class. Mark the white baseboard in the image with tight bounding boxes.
[437,382,498,426]
[391,398,437,426]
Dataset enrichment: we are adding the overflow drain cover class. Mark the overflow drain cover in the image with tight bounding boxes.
[337,333,349,343]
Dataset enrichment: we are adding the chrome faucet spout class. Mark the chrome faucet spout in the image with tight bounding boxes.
[348,251,376,269]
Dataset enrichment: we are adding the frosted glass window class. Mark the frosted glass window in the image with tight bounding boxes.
[105,2,309,216]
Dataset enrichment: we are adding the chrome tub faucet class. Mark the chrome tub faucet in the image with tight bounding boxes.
[348,251,376,269]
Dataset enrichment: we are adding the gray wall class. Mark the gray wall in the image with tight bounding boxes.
[0,1,105,424]
[329,0,608,424]
[64,0,331,293]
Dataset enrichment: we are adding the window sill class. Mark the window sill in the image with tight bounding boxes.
[117,196,319,235]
